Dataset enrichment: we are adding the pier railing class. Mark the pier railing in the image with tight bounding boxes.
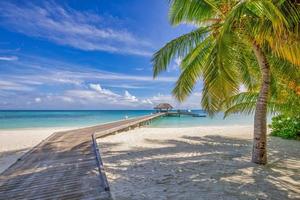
[92,134,111,194]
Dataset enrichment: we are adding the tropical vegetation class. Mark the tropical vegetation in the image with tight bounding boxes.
[152,0,300,164]
[270,115,300,139]
[269,79,300,140]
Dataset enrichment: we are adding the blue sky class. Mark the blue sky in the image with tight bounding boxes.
[0,0,202,109]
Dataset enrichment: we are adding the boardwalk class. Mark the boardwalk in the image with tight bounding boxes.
[0,113,163,200]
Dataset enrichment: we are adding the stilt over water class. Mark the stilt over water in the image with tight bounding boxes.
[154,103,207,117]
[0,113,164,200]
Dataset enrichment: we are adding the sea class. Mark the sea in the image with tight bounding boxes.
[0,110,255,130]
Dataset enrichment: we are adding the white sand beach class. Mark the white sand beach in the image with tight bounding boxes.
[98,126,300,200]
[0,127,76,174]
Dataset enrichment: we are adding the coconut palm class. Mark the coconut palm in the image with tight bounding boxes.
[224,56,300,118]
[152,0,300,164]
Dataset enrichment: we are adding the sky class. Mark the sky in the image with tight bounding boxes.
[0,0,203,110]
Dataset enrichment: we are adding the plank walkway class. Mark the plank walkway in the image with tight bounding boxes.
[0,113,164,200]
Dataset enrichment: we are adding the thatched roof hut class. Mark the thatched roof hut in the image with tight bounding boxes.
[154,103,173,112]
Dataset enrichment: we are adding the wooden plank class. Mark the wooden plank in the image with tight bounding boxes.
[0,113,164,200]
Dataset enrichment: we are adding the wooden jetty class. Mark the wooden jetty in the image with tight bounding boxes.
[154,103,206,118]
[0,113,164,200]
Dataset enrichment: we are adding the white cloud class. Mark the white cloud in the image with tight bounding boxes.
[124,90,138,102]
[142,99,153,104]
[35,97,41,103]
[89,83,119,97]
[0,2,152,56]
[59,87,155,108]
[0,56,18,61]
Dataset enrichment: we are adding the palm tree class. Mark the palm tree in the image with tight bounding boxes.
[153,0,300,164]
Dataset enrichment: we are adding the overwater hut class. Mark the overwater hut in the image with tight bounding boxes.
[154,103,173,113]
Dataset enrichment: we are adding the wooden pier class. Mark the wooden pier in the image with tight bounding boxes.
[0,113,164,200]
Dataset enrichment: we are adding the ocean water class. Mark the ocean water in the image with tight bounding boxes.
[0,110,256,130]
[0,110,152,129]
[150,111,254,127]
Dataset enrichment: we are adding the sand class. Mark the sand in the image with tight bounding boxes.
[97,126,300,200]
[0,127,76,174]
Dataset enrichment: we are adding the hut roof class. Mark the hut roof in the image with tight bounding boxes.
[154,103,173,110]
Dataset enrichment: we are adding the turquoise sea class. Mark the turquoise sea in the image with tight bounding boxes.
[0,110,255,129]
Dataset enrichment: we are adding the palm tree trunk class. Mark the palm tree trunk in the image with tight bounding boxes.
[251,42,271,165]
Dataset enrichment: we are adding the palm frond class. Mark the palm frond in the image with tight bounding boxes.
[168,0,220,25]
[152,27,210,77]
[223,92,279,118]
[247,0,300,66]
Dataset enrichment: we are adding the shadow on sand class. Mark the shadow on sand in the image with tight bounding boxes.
[100,134,300,200]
